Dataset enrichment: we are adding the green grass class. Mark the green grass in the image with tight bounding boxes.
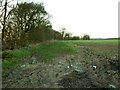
[2,58,20,71]
[2,41,78,74]
[30,41,78,63]
[60,39,119,43]
[11,48,31,58]
[2,48,32,76]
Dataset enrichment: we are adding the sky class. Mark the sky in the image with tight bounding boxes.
[2,0,120,38]
[40,0,119,38]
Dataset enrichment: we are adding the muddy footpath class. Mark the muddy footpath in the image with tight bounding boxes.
[2,46,120,88]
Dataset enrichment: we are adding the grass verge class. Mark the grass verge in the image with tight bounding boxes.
[2,41,78,75]
[30,41,78,63]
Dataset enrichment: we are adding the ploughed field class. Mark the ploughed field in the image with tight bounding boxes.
[2,40,120,88]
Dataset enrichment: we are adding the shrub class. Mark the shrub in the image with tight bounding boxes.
[72,36,80,40]
[81,34,90,40]
[2,51,13,59]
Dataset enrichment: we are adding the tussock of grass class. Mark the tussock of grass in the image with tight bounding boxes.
[11,48,31,58]
[2,58,19,70]
[2,48,32,76]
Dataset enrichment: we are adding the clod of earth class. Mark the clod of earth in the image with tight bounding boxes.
[109,59,120,72]
[57,70,98,88]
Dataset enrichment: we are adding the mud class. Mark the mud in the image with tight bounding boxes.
[2,45,120,88]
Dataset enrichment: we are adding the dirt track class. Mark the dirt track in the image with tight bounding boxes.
[2,43,120,88]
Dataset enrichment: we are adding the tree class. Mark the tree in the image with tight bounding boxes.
[51,30,62,40]
[59,27,72,40]
[72,36,80,40]
[12,2,49,45]
[64,32,72,40]
[81,34,90,40]
[2,1,53,50]
[0,0,17,50]
[59,27,66,39]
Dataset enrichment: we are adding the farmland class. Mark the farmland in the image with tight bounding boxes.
[2,39,120,88]
[1,0,118,89]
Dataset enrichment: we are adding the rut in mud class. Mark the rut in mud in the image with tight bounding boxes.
[2,44,119,88]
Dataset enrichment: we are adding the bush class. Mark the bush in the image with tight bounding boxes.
[2,51,13,59]
[72,36,80,40]
[81,34,90,40]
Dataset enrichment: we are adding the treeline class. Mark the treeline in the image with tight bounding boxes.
[1,1,63,50]
[63,34,90,40]
[59,27,90,40]
[0,1,90,50]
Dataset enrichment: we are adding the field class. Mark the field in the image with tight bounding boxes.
[61,39,120,42]
[2,40,120,88]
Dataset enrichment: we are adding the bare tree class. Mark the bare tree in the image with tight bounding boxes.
[0,0,17,50]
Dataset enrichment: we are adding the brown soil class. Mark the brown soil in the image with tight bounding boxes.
[2,43,120,88]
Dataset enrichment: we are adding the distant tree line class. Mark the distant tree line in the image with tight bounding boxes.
[59,27,90,40]
[69,34,90,40]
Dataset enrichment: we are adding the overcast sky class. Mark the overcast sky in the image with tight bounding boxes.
[17,0,120,38]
